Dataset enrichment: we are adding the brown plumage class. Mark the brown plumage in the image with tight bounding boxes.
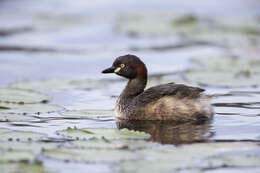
[136,83,204,105]
[102,54,213,121]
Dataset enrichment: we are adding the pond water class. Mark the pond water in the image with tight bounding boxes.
[0,0,260,173]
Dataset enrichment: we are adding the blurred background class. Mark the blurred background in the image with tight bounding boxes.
[1,1,260,173]
[0,0,260,87]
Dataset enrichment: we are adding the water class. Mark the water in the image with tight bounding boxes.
[0,0,260,172]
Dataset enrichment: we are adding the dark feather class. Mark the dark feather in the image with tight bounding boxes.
[135,83,205,105]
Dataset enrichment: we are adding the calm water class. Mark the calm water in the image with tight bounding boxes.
[0,0,260,172]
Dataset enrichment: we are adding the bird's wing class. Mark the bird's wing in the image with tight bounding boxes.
[135,83,205,105]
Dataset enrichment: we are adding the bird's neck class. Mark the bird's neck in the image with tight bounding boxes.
[120,75,147,99]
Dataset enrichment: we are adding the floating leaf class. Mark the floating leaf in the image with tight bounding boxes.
[0,113,37,122]
[174,15,198,26]
[72,138,157,150]
[10,80,80,91]
[115,142,260,173]
[0,162,54,173]
[184,56,260,87]
[117,11,260,51]
[0,141,59,153]
[57,128,150,140]
[0,88,51,104]
[0,103,63,115]
[60,110,114,119]
[114,160,187,173]
[0,150,35,162]
[185,72,260,87]
[0,128,45,142]
[116,11,176,36]
[44,148,138,163]
[116,11,210,36]
[0,106,10,110]
[10,79,112,91]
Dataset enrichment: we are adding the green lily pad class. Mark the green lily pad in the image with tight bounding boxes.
[116,11,260,51]
[116,11,211,36]
[185,72,260,87]
[194,32,260,48]
[44,148,138,163]
[0,88,51,104]
[114,160,190,173]
[72,138,157,150]
[0,162,54,173]
[115,142,260,173]
[0,150,36,163]
[116,11,174,36]
[60,110,114,119]
[57,128,150,140]
[0,128,45,142]
[184,56,260,87]
[10,79,81,91]
[0,105,10,110]
[0,113,37,122]
[0,103,63,115]
[0,141,59,153]
[207,152,260,168]
[33,13,87,27]
[196,17,260,47]
[10,79,112,91]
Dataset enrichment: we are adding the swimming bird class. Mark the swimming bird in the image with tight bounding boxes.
[102,54,213,121]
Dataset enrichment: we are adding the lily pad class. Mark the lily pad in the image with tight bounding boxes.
[0,128,45,142]
[10,79,112,91]
[0,103,63,115]
[115,142,260,173]
[193,32,260,49]
[193,17,260,48]
[184,56,260,87]
[0,162,54,173]
[0,141,59,153]
[0,150,36,162]
[0,113,37,122]
[60,110,114,119]
[57,128,150,140]
[44,148,138,163]
[72,138,157,150]
[116,11,260,51]
[116,11,211,36]
[10,79,82,91]
[114,160,190,173]
[0,88,51,104]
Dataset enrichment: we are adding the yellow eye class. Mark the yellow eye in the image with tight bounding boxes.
[120,64,125,68]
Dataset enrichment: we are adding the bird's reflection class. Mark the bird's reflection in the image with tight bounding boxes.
[116,119,214,145]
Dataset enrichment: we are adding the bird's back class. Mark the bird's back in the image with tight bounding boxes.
[116,83,213,121]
